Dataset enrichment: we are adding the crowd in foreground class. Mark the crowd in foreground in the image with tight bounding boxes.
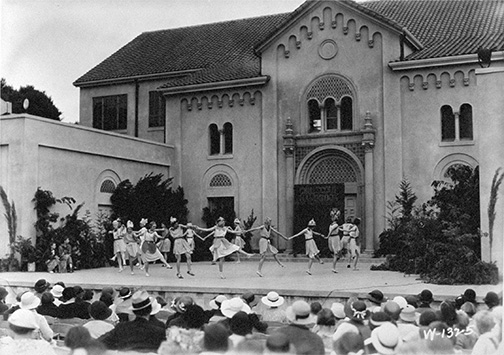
[0,278,502,355]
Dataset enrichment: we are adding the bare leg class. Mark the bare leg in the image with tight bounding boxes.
[129,255,135,274]
[353,250,360,270]
[306,258,314,275]
[117,252,123,271]
[121,252,126,265]
[315,254,324,264]
[176,254,182,278]
[186,253,194,275]
[273,254,285,267]
[144,260,150,276]
[158,253,171,268]
[257,254,266,277]
[218,258,225,279]
[332,253,338,273]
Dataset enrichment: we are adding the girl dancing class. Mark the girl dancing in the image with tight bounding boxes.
[289,219,325,275]
[142,221,172,276]
[124,220,143,274]
[326,208,341,273]
[111,219,127,272]
[156,222,172,267]
[195,217,252,279]
[232,218,246,263]
[169,217,194,279]
[245,217,288,277]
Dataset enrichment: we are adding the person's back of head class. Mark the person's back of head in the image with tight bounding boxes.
[460,301,476,318]
[334,332,364,355]
[473,310,495,334]
[266,332,292,354]
[440,300,457,327]
[183,304,207,329]
[41,292,54,305]
[99,293,113,307]
[203,323,229,353]
[317,308,336,327]
[65,326,92,349]
[419,309,438,327]
[230,311,252,336]
[310,301,322,315]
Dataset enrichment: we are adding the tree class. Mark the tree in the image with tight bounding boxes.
[1,78,62,120]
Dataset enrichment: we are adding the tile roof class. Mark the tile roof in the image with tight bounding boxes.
[74,0,504,88]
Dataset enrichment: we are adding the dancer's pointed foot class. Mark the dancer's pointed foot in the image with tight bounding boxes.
[145,272,150,277]
[118,267,123,273]
[187,271,195,276]
[235,260,241,264]
[305,270,312,275]
[256,271,263,277]
[177,273,184,279]
[110,255,117,261]
[166,264,173,269]
[211,261,216,265]
[220,273,226,279]
[332,269,338,273]
[278,263,285,268]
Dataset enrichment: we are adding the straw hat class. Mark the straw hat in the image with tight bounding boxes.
[8,309,39,329]
[221,297,251,318]
[130,290,152,311]
[150,297,162,315]
[393,296,407,310]
[400,305,416,323]
[344,300,369,322]
[209,295,228,310]
[118,287,132,299]
[261,291,285,308]
[286,300,316,325]
[370,323,402,355]
[20,292,41,310]
[50,285,64,298]
[331,302,346,319]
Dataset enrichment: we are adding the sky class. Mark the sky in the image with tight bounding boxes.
[1,0,305,123]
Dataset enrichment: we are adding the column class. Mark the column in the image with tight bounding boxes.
[362,111,376,254]
[283,117,295,253]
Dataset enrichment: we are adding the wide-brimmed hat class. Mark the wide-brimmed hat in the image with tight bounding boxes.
[150,297,162,315]
[20,292,41,310]
[261,291,285,308]
[34,279,50,293]
[286,300,316,325]
[209,295,228,310]
[418,289,434,303]
[368,290,386,304]
[221,297,251,318]
[50,285,64,298]
[400,305,416,323]
[242,292,259,308]
[131,290,152,311]
[393,296,407,310]
[344,300,369,322]
[119,287,132,299]
[330,302,346,319]
[370,323,402,355]
[89,301,112,320]
[8,309,39,329]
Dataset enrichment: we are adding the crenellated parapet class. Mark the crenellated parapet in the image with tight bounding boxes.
[400,69,476,91]
[180,91,260,112]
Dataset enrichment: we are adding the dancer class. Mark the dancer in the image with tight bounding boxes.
[133,218,149,269]
[123,221,143,274]
[289,219,324,275]
[185,222,200,254]
[349,218,361,270]
[141,221,172,277]
[111,219,127,272]
[195,217,252,279]
[232,218,246,263]
[245,217,288,277]
[156,223,172,266]
[340,217,357,268]
[169,217,194,279]
[326,208,341,273]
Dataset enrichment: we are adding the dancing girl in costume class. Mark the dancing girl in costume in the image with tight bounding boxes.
[349,218,361,270]
[123,220,143,274]
[156,223,172,267]
[110,219,127,272]
[289,219,325,275]
[169,217,194,279]
[185,223,201,254]
[326,208,342,273]
[340,217,357,268]
[245,217,288,277]
[133,218,149,270]
[195,217,252,279]
[141,221,172,276]
[232,218,246,263]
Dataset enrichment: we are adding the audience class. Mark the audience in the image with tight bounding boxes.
[34,279,51,299]
[229,310,253,349]
[483,292,500,311]
[472,310,499,355]
[242,291,268,333]
[50,285,64,306]
[114,286,133,322]
[334,332,364,355]
[313,308,337,353]
[417,289,434,313]
[367,289,387,312]
[261,291,287,323]
[37,292,61,318]
[264,332,293,354]
[0,287,9,315]
[83,301,115,338]
[19,291,54,341]
[65,326,92,350]
[208,295,228,323]
[218,297,251,332]
[166,295,194,328]
[201,323,229,355]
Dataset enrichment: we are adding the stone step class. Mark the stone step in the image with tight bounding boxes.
[231,253,386,264]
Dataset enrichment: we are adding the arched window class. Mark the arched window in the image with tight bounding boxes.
[100,179,116,193]
[459,104,473,140]
[209,173,232,187]
[223,122,233,154]
[306,76,354,133]
[209,124,220,155]
[441,105,455,141]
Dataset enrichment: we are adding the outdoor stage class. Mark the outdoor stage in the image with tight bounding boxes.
[1,257,502,309]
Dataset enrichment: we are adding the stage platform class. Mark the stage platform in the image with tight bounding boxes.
[1,259,502,309]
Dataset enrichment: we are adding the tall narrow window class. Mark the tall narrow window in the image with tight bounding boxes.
[148,91,166,127]
[459,104,473,140]
[308,99,321,133]
[340,97,353,130]
[325,98,338,130]
[223,122,233,154]
[92,94,127,131]
[209,124,220,155]
[441,105,455,141]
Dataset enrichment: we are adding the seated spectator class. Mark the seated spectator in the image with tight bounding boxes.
[158,304,206,355]
[207,295,227,323]
[242,291,268,333]
[50,284,64,306]
[229,311,253,349]
[464,289,478,308]
[98,289,166,351]
[115,287,133,322]
[312,308,337,353]
[439,300,458,327]
[65,326,92,350]
[0,309,57,355]
[397,305,419,342]
[472,310,499,355]
[392,296,408,310]
[276,300,324,355]
[0,286,9,315]
[417,289,434,314]
[166,295,194,328]
[369,311,392,331]
[461,301,477,318]
[367,290,387,313]
[19,291,53,341]
[454,309,478,352]
[330,302,347,328]
[417,309,439,340]
[333,300,371,344]
[72,286,91,319]
[59,287,77,318]
[261,291,287,323]
[218,297,251,332]
[200,323,229,355]
[264,332,294,354]
[34,279,51,299]
[367,322,402,355]
[405,295,419,309]
[98,291,119,323]
[333,332,365,355]
[483,292,500,311]
[83,301,115,338]
[36,292,61,318]
[149,297,165,329]
[82,289,94,302]
[3,290,26,320]
[382,301,401,322]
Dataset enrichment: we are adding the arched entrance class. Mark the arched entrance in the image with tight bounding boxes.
[293,146,364,256]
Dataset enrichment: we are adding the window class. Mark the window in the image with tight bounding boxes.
[306,76,354,133]
[223,122,233,154]
[441,103,473,142]
[93,95,127,131]
[148,91,166,127]
[209,124,220,155]
[100,179,116,193]
[210,173,232,187]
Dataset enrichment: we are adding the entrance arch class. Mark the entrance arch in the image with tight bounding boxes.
[293,146,365,255]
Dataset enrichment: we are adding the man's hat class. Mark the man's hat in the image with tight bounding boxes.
[368,290,386,304]
[286,300,316,325]
[131,290,152,311]
[51,285,64,298]
[34,279,50,293]
[399,305,416,323]
[261,291,285,308]
[119,287,132,299]
[370,322,402,355]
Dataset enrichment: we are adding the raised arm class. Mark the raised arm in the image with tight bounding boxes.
[289,228,307,240]
[243,225,263,234]
[194,225,216,233]
[198,231,215,241]
[271,227,289,241]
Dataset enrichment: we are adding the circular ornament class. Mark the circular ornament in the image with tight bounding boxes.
[318,39,338,60]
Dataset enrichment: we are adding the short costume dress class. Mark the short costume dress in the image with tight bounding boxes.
[157,228,172,253]
[113,226,127,254]
[304,229,320,258]
[209,227,239,259]
[349,225,360,256]
[142,230,164,262]
[123,230,140,258]
[170,226,192,256]
[259,226,278,255]
[185,229,195,253]
[233,226,245,249]
[328,222,340,254]
[136,227,148,254]
[340,223,353,249]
